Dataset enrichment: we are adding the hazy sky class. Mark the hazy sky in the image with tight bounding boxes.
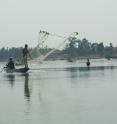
[0,0,117,48]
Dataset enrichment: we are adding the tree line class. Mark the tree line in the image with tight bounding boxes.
[0,37,117,61]
[62,37,117,59]
[0,47,22,61]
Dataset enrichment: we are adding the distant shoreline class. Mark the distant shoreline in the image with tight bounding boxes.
[0,55,117,63]
[45,53,117,61]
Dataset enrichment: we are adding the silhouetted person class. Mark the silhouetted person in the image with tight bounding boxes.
[6,57,15,69]
[22,44,32,68]
[86,58,90,67]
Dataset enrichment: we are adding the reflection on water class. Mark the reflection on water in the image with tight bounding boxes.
[24,73,30,101]
[5,74,15,87]
[4,73,31,101]
[66,66,116,72]
[1,60,117,124]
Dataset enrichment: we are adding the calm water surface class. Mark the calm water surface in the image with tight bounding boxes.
[0,59,117,124]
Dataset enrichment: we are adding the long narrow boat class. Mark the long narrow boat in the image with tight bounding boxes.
[4,67,29,73]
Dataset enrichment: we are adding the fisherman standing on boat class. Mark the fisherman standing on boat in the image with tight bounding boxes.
[22,44,32,68]
[6,57,15,69]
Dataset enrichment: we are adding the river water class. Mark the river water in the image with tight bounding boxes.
[0,59,117,124]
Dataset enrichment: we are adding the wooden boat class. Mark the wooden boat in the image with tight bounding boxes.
[4,67,29,73]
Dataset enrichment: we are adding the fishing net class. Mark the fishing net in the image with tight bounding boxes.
[31,31,50,63]
[37,30,49,48]
[31,31,79,64]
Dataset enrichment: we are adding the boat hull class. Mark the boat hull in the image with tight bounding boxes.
[4,67,29,73]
